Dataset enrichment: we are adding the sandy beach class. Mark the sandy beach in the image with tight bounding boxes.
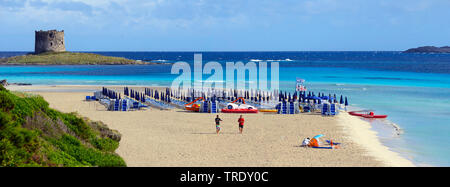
[8,85,414,167]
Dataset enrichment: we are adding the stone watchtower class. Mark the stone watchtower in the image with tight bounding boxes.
[35,30,66,54]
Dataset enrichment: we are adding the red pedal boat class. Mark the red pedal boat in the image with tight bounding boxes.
[221,97,259,113]
[184,97,204,112]
[221,108,259,113]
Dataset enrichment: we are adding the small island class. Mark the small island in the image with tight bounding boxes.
[0,51,145,65]
[403,46,450,53]
[0,30,149,65]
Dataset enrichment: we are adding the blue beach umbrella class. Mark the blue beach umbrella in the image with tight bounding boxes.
[311,96,321,100]
[340,95,344,104]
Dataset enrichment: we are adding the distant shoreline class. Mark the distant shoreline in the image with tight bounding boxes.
[403,46,450,53]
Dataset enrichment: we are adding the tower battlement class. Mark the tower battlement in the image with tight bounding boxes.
[35,30,66,54]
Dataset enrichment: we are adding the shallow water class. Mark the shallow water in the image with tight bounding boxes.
[1,51,449,166]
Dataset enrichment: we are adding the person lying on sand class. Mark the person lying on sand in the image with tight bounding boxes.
[301,138,310,147]
[215,115,222,134]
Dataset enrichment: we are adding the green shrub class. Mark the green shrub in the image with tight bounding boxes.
[0,91,15,112]
[60,113,94,140]
[0,87,126,167]
[50,135,125,167]
[91,137,120,152]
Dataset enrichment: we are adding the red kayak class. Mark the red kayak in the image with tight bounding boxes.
[349,111,365,116]
[361,114,388,119]
[349,111,387,119]
[221,109,259,113]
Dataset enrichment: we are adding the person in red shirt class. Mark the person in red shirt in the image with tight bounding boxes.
[238,115,245,134]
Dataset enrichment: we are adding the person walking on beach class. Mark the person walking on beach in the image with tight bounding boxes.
[215,115,222,134]
[238,115,245,134]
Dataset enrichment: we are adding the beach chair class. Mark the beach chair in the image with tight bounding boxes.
[329,104,337,116]
[211,101,217,113]
[276,103,281,114]
[281,102,287,114]
[133,102,139,109]
[303,106,310,113]
[121,99,127,111]
[114,100,120,111]
[202,101,209,113]
[322,103,329,116]
[289,102,295,114]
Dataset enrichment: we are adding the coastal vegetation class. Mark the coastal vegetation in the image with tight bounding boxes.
[0,85,126,166]
[0,51,144,65]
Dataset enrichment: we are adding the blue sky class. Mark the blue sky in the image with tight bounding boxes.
[1,0,449,51]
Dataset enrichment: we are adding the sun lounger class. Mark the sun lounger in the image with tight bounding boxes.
[113,100,120,111]
[121,99,127,111]
[303,106,310,112]
[281,102,287,114]
[322,103,329,115]
[329,103,337,116]
[289,102,295,114]
[211,101,218,113]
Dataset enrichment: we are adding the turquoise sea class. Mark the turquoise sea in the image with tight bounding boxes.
[1,51,449,166]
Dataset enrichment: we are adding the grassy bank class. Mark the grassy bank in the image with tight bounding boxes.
[0,85,126,167]
[0,51,144,65]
